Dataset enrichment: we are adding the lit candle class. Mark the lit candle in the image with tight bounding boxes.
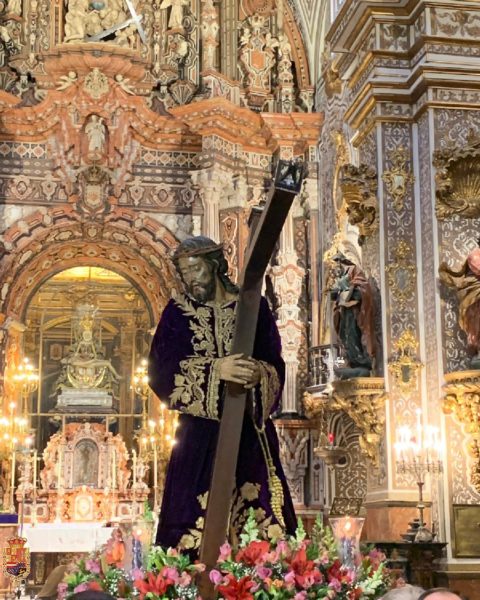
[10,450,16,511]
[57,445,63,489]
[132,449,137,488]
[33,450,37,494]
[153,441,158,490]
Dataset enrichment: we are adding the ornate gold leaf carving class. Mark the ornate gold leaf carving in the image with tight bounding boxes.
[433,130,480,219]
[382,146,414,212]
[340,163,378,242]
[388,329,422,396]
[386,240,416,310]
[443,370,480,493]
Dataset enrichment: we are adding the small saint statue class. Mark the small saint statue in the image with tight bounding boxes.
[159,0,189,30]
[85,115,106,157]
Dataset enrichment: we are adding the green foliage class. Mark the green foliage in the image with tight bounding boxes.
[239,507,260,547]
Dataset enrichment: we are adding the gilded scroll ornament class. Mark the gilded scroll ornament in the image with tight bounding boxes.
[340,163,378,243]
[304,379,386,466]
[433,131,480,219]
[443,370,480,493]
[388,329,422,396]
[386,240,416,310]
[382,146,414,212]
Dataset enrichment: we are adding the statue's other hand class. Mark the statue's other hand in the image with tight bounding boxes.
[218,354,261,387]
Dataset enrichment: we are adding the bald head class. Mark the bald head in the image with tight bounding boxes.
[418,590,462,600]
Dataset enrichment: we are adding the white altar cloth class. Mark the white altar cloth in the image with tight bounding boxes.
[23,523,114,553]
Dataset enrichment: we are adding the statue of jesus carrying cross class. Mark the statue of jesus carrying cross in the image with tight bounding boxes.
[148,235,297,554]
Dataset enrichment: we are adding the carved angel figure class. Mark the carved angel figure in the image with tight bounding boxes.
[64,0,90,42]
[159,0,189,30]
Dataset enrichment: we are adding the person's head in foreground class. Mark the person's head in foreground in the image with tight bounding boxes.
[72,592,116,600]
[417,589,463,600]
[381,584,425,600]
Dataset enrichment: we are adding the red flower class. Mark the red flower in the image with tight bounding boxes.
[287,547,322,588]
[348,588,363,600]
[87,582,102,592]
[327,559,351,584]
[134,572,174,599]
[235,540,271,566]
[217,574,255,600]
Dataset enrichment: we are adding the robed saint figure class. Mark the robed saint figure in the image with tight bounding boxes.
[148,236,296,554]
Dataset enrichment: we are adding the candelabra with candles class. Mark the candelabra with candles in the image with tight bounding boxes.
[395,409,443,542]
[132,359,179,512]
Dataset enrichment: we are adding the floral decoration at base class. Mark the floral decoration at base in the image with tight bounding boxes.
[58,511,393,600]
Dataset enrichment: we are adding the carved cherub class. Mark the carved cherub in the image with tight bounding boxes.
[56,71,78,91]
[64,0,90,42]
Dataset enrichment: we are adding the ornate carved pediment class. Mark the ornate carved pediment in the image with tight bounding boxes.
[340,163,378,242]
[433,131,480,219]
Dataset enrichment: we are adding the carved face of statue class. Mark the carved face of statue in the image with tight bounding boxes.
[177,255,216,302]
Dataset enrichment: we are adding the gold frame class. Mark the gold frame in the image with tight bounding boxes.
[386,240,416,310]
[382,146,415,212]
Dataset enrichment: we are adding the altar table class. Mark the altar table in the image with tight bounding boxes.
[23,522,114,553]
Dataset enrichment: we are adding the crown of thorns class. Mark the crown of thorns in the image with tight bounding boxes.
[172,241,224,260]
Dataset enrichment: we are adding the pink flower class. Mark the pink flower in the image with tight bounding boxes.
[131,568,144,580]
[209,569,224,585]
[328,577,342,592]
[161,566,179,582]
[284,571,296,586]
[219,542,232,561]
[73,583,89,594]
[177,572,192,586]
[57,582,68,600]
[294,593,307,600]
[255,566,272,580]
[86,560,101,574]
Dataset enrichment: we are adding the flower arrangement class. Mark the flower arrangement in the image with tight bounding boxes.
[209,511,390,600]
[133,546,204,599]
[58,514,392,600]
[58,556,133,600]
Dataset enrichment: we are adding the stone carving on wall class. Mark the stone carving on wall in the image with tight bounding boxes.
[160,0,189,31]
[339,163,378,244]
[331,378,386,466]
[382,146,414,212]
[239,14,277,110]
[433,131,480,219]
[276,425,309,506]
[386,240,416,311]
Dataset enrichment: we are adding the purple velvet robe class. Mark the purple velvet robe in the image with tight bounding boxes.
[148,294,296,554]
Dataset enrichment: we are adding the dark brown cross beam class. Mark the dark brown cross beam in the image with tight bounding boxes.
[198,160,305,598]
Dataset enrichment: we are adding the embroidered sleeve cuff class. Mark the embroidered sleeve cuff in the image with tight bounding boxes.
[255,360,281,426]
[169,357,222,420]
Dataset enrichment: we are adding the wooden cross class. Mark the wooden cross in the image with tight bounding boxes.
[198,159,305,598]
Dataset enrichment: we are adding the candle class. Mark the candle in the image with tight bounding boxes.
[112,449,116,489]
[10,450,16,511]
[132,449,137,488]
[33,450,37,494]
[153,441,158,490]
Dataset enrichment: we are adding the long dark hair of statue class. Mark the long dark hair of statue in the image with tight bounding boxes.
[172,236,239,295]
